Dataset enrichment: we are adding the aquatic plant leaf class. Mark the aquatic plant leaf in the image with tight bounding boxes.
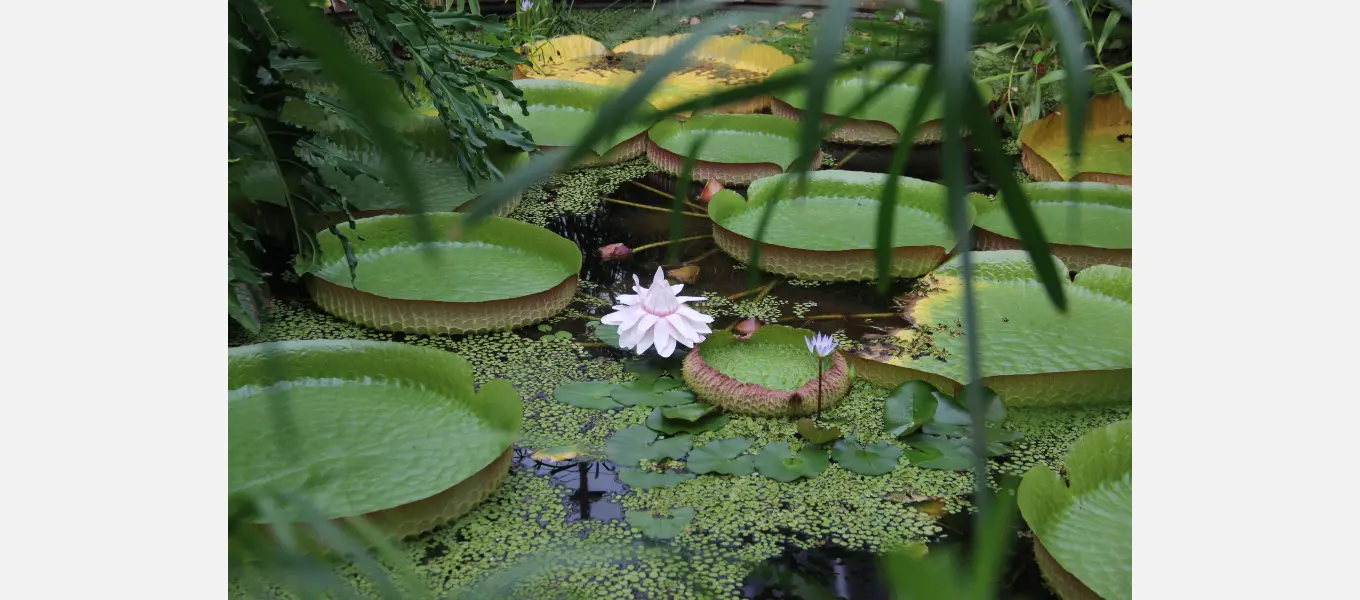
[883,381,939,437]
[830,435,904,476]
[1073,264,1133,304]
[980,183,1131,249]
[795,418,844,445]
[929,387,1006,426]
[308,213,579,303]
[708,170,966,260]
[1019,421,1131,600]
[773,61,993,134]
[1019,94,1131,182]
[685,438,757,476]
[650,378,688,393]
[605,425,693,465]
[625,507,696,539]
[755,442,830,482]
[228,340,521,521]
[900,434,978,472]
[552,382,623,410]
[860,250,1131,407]
[696,325,824,392]
[649,114,806,169]
[660,403,716,422]
[646,408,731,435]
[611,383,697,407]
[586,321,624,348]
[496,79,660,158]
[617,469,696,490]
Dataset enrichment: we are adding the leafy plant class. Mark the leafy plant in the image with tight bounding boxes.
[754,441,831,482]
[605,425,692,465]
[625,507,697,539]
[685,438,757,476]
[795,418,844,445]
[830,435,904,476]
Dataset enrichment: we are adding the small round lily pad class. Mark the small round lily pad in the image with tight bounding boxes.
[625,507,697,539]
[686,438,757,476]
[754,442,830,482]
[830,435,904,476]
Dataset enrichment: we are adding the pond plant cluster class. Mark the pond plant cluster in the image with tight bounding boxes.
[229,3,1132,600]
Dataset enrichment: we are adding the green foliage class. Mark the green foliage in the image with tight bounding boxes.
[684,438,757,476]
[625,507,697,539]
[1019,420,1132,600]
[795,418,844,445]
[754,441,831,482]
[618,468,696,490]
[830,435,904,476]
[646,406,731,435]
[605,425,692,465]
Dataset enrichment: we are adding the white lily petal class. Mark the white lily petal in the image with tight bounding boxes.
[653,319,678,358]
[675,295,706,303]
[670,283,684,295]
[677,305,714,324]
[666,314,700,346]
[602,305,642,326]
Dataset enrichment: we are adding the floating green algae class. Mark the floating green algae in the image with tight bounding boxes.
[507,157,657,228]
[231,298,1130,599]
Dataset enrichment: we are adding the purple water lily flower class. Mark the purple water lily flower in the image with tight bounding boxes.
[804,332,837,358]
[520,0,533,11]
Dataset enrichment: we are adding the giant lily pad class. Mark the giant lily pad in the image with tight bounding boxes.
[708,171,974,281]
[647,114,821,185]
[305,213,581,334]
[1019,420,1131,600]
[228,340,521,539]
[847,251,1131,407]
[771,61,993,146]
[975,182,1132,271]
[496,79,659,165]
[515,34,794,114]
[1019,94,1132,185]
[682,325,854,417]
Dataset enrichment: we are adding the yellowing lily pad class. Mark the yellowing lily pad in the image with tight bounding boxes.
[514,34,794,114]
[1019,94,1132,185]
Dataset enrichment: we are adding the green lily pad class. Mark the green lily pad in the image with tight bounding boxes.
[617,469,696,490]
[856,250,1131,407]
[605,425,693,466]
[228,340,521,523]
[696,325,823,393]
[900,434,978,472]
[625,507,697,539]
[612,383,696,407]
[552,381,623,410]
[498,79,659,159]
[709,171,966,252]
[684,325,855,417]
[307,214,580,334]
[883,380,938,437]
[646,408,731,435]
[754,442,831,482]
[660,403,716,422]
[929,387,1007,426]
[685,438,757,476]
[649,114,805,170]
[587,321,624,348]
[795,418,844,445]
[830,435,904,476]
[1019,421,1131,600]
[773,61,993,135]
[980,183,1131,250]
[1073,264,1133,303]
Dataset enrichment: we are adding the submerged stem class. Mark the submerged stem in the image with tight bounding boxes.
[602,197,708,218]
[631,235,712,253]
[726,278,779,301]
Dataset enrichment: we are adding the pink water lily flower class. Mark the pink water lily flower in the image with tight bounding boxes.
[602,267,714,358]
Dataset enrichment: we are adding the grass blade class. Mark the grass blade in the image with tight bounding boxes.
[1043,0,1094,179]
[874,65,941,294]
[1098,10,1122,55]
[1111,71,1133,109]
[962,83,1068,310]
[749,0,854,289]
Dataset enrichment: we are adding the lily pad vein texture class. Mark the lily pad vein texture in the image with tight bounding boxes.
[228,340,521,523]
[306,213,581,334]
[857,250,1131,407]
[1019,420,1131,600]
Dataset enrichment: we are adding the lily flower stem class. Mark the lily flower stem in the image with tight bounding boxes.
[668,247,720,267]
[727,278,779,301]
[631,235,713,253]
[833,147,862,169]
[602,197,708,218]
[777,312,899,323]
[626,180,676,200]
[816,357,824,420]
